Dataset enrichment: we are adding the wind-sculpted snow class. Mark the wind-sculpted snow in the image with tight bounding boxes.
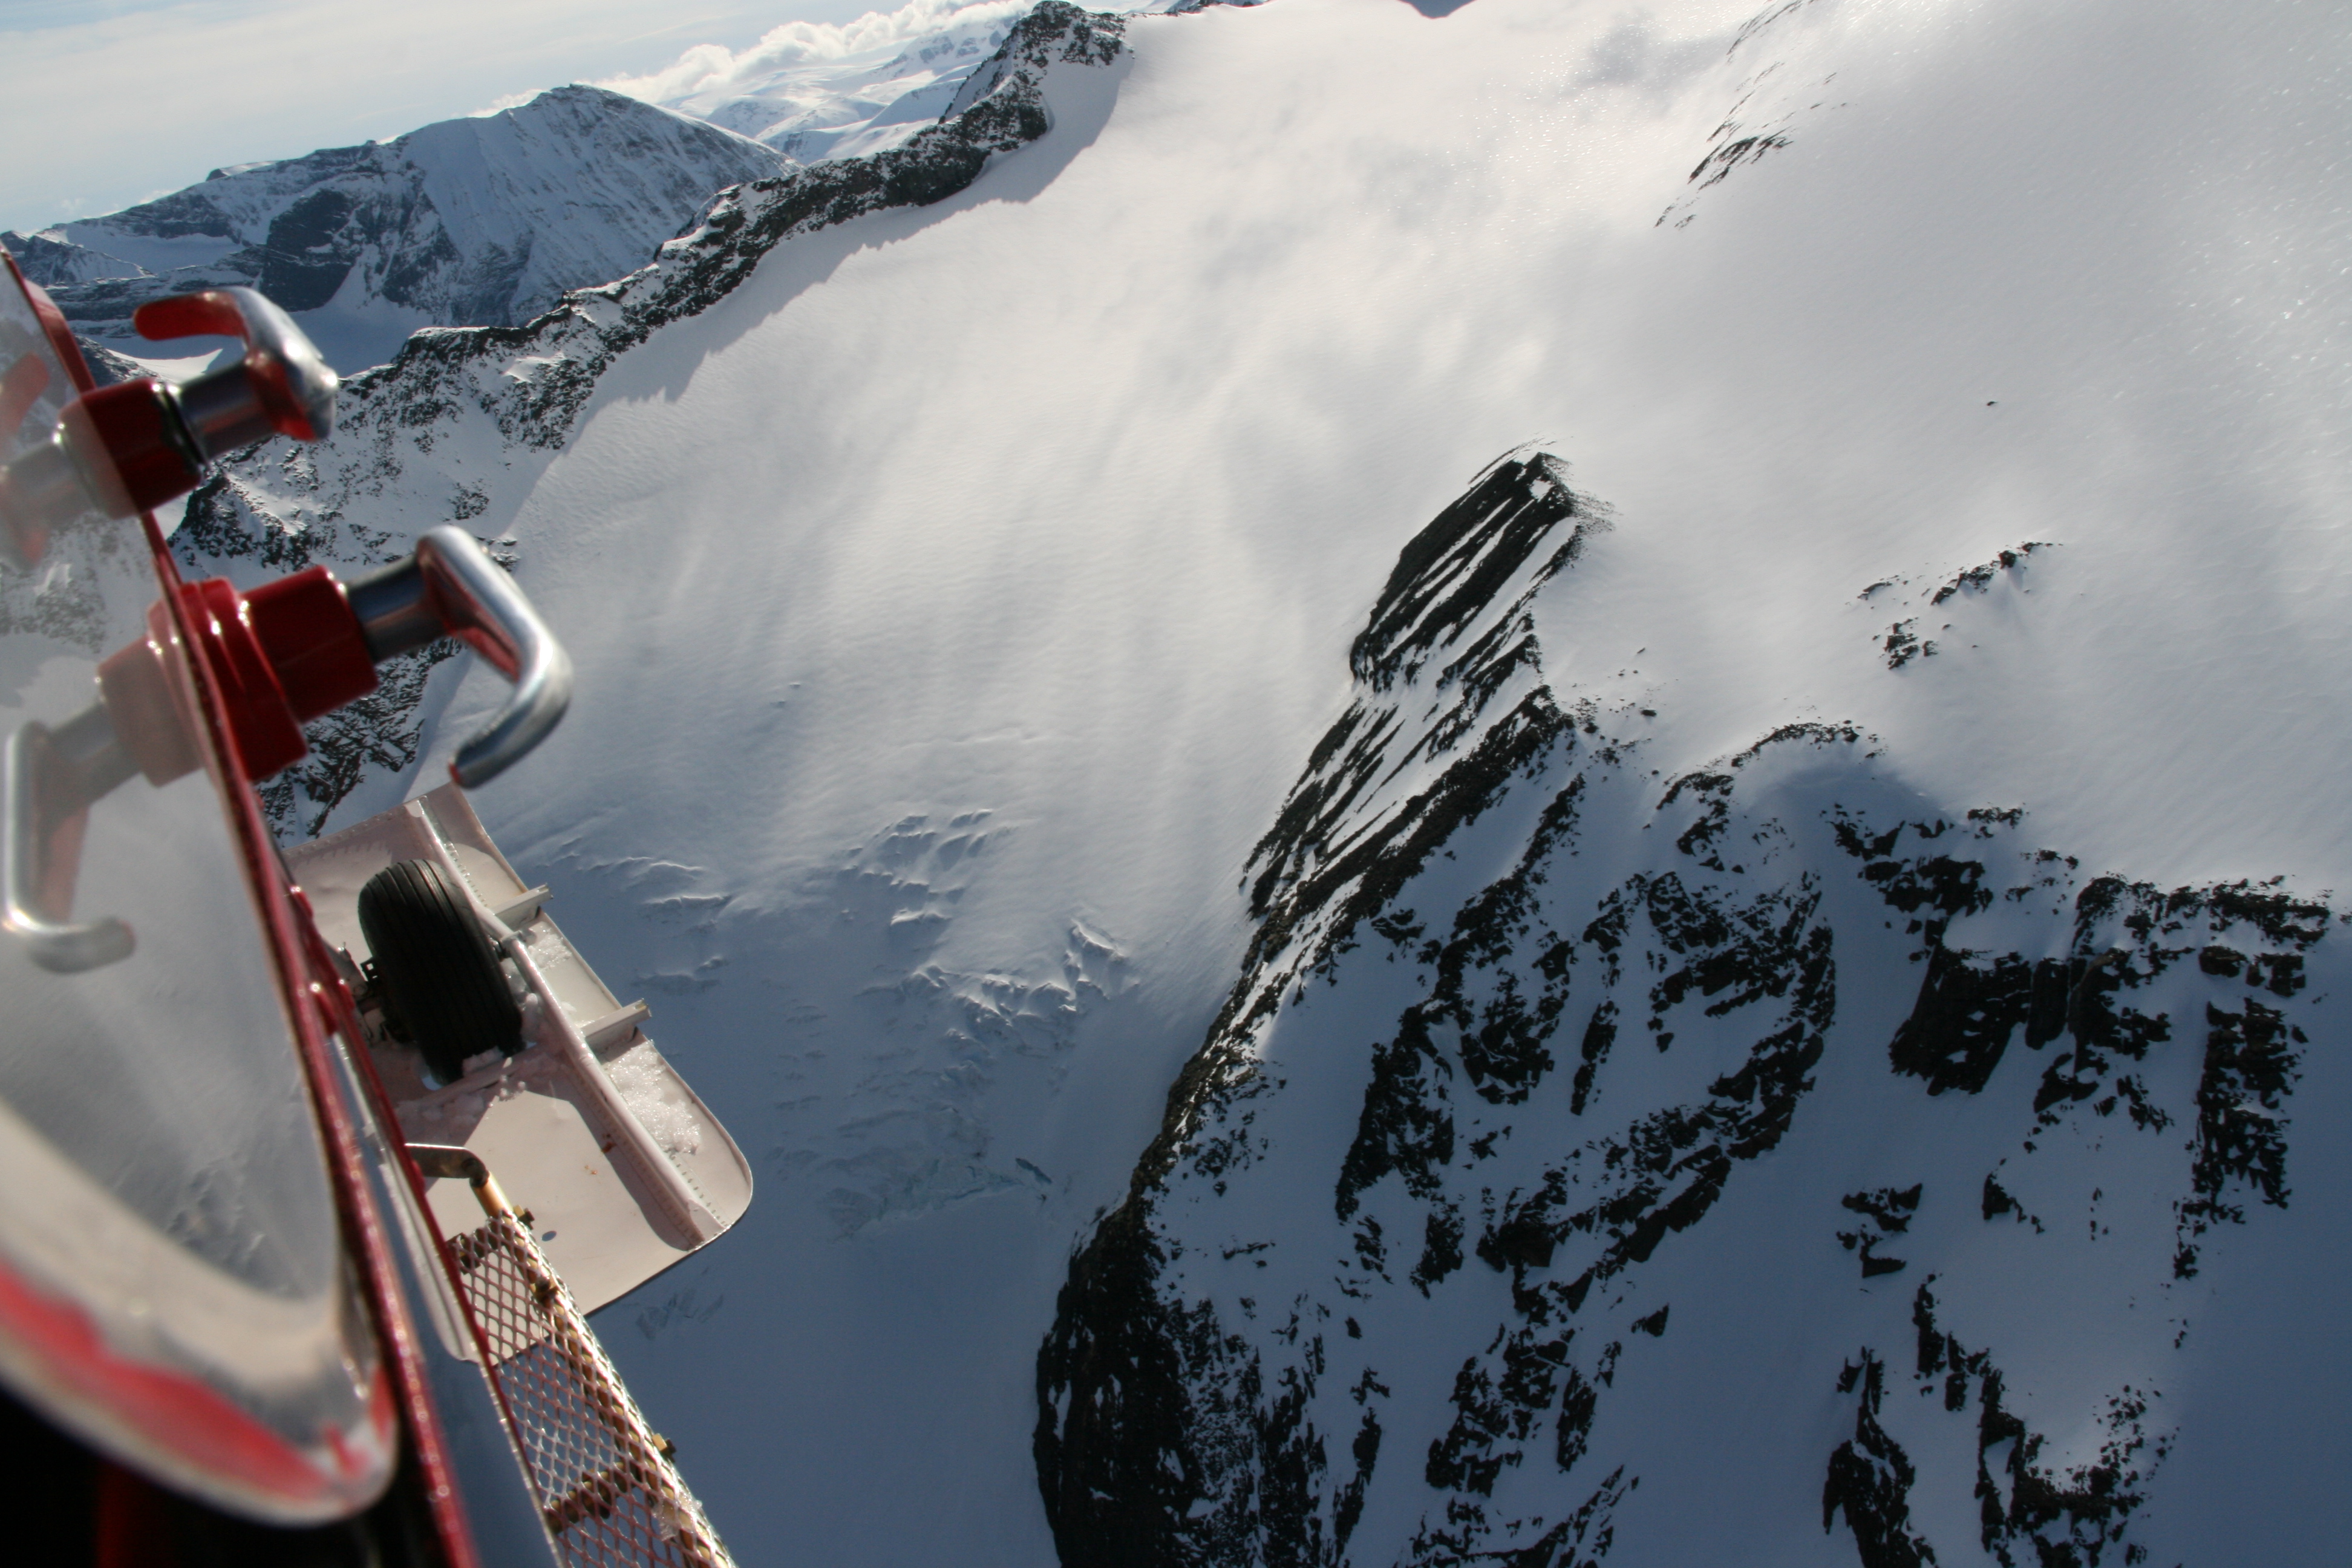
[163,1,1126,840]
[1035,450,2337,1566]
[581,807,1131,1239]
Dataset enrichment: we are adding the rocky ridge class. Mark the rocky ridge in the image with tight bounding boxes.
[1033,448,2331,1566]
[156,1,1125,840]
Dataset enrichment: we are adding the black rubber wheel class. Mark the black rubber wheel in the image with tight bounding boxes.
[357,858,521,1083]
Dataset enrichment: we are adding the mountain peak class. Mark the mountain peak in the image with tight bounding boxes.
[13,83,790,373]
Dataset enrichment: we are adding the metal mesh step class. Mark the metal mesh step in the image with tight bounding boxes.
[446,1208,736,1568]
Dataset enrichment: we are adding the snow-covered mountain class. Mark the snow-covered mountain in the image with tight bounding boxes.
[623,0,1038,163]
[1036,448,2327,1566]
[127,0,2352,1562]
[612,0,1232,163]
[5,0,1227,381]
[166,1,1125,842]
[4,85,787,373]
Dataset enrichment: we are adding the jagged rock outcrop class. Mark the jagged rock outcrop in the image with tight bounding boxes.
[1034,448,2330,1566]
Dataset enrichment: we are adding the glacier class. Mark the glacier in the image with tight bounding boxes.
[76,0,2352,1561]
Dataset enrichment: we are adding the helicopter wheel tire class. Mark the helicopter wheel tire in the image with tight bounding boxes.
[357,858,522,1084]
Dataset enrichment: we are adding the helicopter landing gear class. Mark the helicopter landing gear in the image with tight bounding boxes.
[358,858,521,1083]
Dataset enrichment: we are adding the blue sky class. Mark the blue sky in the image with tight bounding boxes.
[0,0,877,231]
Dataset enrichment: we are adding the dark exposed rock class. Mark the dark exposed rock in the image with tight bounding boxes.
[1885,945,2059,1094]
[1032,1204,1225,1565]
[1979,1173,2042,1233]
[1823,1351,1936,1568]
[1881,619,1930,671]
[1036,440,2332,1564]
[1908,1282,2162,1567]
[1838,1186,1922,1278]
[1687,134,1791,194]
[1039,449,1619,1564]
[1410,1206,1466,1296]
[1875,545,2054,671]
[2174,997,2303,1277]
[1349,452,1600,694]
[1928,543,2053,607]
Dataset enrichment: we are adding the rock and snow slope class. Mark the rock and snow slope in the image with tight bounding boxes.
[1036,449,2334,1566]
[129,0,2352,1561]
[168,2,1126,845]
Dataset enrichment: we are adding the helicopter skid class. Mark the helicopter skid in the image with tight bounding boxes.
[285,783,751,1316]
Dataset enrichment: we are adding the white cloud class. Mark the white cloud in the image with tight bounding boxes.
[595,0,1033,106]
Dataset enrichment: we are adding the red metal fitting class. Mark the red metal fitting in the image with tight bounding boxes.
[96,613,202,788]
[186,578,305,781]
[245,567,380,724]
[134,289,336,446]
[89,570,381,791]
[178,571,379,782]
[59,381,202,517]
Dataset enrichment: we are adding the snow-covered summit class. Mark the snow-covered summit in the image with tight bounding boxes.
[5,85,787,373]
[610,0,1039,165]
[604,0,1220,165]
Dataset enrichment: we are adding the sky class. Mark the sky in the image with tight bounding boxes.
[0,0,882,232]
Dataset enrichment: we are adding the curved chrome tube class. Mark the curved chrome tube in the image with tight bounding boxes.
[137,286,338,451]
[346,526,572,788]
[3,524,568,973]
[3,719,134,973]
[1,287,341,572]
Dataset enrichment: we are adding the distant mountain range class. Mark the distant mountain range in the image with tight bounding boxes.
[643,0,1033,162]
[0,0,1206,376]
[5,86,788,373]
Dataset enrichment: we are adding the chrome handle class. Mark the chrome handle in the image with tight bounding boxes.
[4,715,134,973]
[135,286,338,452]
[344,527,572,788]
[2,521,564,972]
[0,286,338,570]
[406,1143,491,1184]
